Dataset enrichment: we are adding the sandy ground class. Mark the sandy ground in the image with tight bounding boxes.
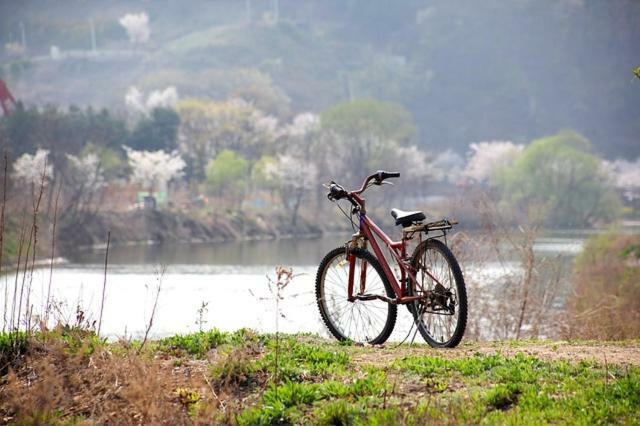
[351,340,640,367]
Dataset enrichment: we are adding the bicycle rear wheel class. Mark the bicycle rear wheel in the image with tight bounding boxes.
[316,247,397,345]
[408,239,467,348]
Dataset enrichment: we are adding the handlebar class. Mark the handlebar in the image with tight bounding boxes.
[326,170,400,203]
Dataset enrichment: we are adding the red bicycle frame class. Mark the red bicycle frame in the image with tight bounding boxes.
[340,174,444,305]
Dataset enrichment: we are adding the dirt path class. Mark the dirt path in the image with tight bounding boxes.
[351,340,640,367]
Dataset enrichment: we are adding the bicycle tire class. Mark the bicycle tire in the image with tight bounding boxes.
[316,247,397,345]
[407,239,467,348]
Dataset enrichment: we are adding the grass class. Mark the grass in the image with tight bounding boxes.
[0,331,29,374]
[0,330,638,425]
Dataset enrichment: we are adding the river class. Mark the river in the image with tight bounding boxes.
[0,233,589,341]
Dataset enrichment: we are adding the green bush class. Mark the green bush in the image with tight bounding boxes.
[496,130,622,227]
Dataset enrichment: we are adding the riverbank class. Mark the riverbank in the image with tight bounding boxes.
[58,209,326,251]
[1,330,638,424]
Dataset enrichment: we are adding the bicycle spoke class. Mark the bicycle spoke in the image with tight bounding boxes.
[412,243,462,345]
[317,248,395,344]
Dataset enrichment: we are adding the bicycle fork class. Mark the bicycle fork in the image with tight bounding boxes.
[346,233,368,302]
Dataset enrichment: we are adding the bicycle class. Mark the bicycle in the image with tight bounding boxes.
[315,171,467,348]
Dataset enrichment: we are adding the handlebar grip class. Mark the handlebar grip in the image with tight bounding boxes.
[328,183,347,200]
[376,171,401,181]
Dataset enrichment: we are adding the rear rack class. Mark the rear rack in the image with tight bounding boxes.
[402,218,458,234]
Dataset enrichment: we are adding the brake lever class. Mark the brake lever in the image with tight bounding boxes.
[381,181,394,186]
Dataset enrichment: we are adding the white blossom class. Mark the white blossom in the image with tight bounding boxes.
[119,12,150,43]
[250,110,278,136]
[125,86,178,114]
[266,154,318,194]
[463,141,524,183]
[125,86,145,112]
[66,153,105,189]
[431,149,465,182]
[12,149,53,186]
[284,113,320,137]
[124,146,185,192]
[393,145,434,180]
[146,86,178,110]
[605,158,640,189]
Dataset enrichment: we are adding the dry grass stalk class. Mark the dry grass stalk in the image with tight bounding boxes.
[23,163,48,333]
[564,234,640,340]
[0,337,222,424]
[266,266,294,393]
[138,265,166,354]
[454,191,564,340]
[97,230,110,338]
[44,182,61,324]
[1,153,7,332]
[9,208,27,332]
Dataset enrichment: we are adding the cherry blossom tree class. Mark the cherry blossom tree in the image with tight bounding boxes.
[123,147,185,195]
[12,149,53,187]
[283,113,320,137]
[431,149,465,183]
[125,86,178,115]
[606,158,640,189]
[119,12,150,43]
[463,141,524,183]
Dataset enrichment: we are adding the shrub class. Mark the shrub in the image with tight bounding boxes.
[565,233,640,339]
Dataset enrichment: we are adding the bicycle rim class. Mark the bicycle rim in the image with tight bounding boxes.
[410,240,466,347]
[316,247,396,344]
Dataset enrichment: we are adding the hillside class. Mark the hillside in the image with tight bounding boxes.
[1,0,639,158]
[1,331,638,424]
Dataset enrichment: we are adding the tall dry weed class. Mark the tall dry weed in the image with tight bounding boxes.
[564,233,640,340]
[1,336,223,424]
[449,191,565,340]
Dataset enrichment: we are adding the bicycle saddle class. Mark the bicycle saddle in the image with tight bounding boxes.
[390,208,426,227]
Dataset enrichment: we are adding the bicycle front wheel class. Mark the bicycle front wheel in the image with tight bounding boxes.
[408,239,467,348]
[316,247,397,345]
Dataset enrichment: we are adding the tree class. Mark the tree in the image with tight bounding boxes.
[64,153,105,216]
[178,99,276,182]
[462,141,524,184]
[496,131,622,228]
[124,147,185,194]
[205,150,248,207]
[80,143,128,181]
[12,149,53,187]
[321,99,417,145]
[251,155,279,191]
[266,154,318,226]
[319,99,418,184]
[128,108,180,152]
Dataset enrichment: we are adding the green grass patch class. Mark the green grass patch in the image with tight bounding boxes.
[393,353,640,425]
[156,329,228,357]
[0,331,29,374]
[238,370,389,425]
[257,336,351,382]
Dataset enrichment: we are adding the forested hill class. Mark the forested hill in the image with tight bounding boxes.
[1,0,639,158]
